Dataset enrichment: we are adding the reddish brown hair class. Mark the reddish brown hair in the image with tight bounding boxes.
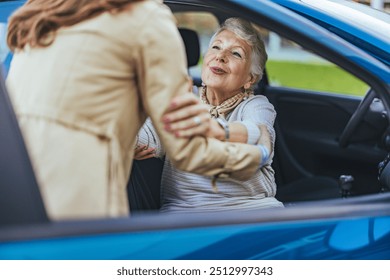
[7,0,144,50]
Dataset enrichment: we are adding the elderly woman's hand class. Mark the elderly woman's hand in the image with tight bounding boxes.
[134,145,156,160]
[162,94,216,138]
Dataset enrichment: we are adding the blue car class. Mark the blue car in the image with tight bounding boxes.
[0,0,389,260]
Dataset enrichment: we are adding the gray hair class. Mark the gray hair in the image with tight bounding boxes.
[210,17,267,84]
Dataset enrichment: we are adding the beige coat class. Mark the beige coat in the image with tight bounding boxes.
[6,0,261,220]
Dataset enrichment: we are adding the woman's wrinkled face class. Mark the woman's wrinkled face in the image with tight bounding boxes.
[201,30,253,96]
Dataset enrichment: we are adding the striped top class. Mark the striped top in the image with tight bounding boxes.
[137,95,284,212]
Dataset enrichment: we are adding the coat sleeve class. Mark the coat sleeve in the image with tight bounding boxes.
[135,4,262,180]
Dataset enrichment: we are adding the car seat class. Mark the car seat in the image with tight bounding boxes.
[275,176,341,203]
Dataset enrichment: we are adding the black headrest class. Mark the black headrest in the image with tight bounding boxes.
[179,28,200,68]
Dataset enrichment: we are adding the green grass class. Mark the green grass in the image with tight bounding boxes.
[266,60,369,97]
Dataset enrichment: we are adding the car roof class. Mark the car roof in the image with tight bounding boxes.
[273,0,390,66]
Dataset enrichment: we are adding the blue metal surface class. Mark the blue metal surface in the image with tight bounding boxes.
[272,0,390,66]
[0,216,389,259]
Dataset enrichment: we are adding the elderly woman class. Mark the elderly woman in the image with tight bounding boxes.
[136,18,283,211]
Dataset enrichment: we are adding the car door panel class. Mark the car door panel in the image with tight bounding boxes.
[1,200,390,260]
[265,87,387,195]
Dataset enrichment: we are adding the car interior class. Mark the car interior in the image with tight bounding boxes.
[127,20,390,212]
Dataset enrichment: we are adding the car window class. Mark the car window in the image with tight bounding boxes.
[174,12,369,97]
[265,32,369,97]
